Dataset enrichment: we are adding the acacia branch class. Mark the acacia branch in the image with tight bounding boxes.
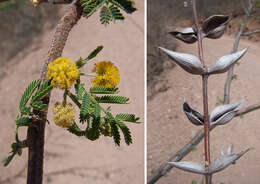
[147,101,259,184]
[223,0,253,104]
[236,102,260,116]
[242,29,260,36]
[26,2,82,184]
[148,1,256,184]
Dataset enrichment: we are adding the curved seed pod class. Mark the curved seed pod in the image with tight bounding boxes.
[183,101,204,126]
[169,27,197,44]
[168,161,206,175]
[208,48,247,75]
[210,100,243,126]
[208,148,250,174]
[159,47,205,75]
[202,15,231,39]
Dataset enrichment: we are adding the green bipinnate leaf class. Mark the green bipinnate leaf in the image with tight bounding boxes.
[108,0,136,13]
[30,101,47,110]
[100,5,124,25]
[100,5,112,25]
[67,123,85,136]
[19,79,40,113]
[80,93,91,123]
[3,153,15,167]
[115,113,140,123]
[95,95,130,104]
[110,120,120,146]
[81,0,105,18]
[106,112,120,145]
[117,120,132,145]
[90,86,119,94]
[87,45,104,61]
[86,117,100,141]
[81,0,136,25]
[31,80,53,103]
[15,117,30,127]
[76,46,103,68]
[74,82,85,100]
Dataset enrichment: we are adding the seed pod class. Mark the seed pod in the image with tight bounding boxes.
[169,147,249,176]
[159,47,205,75]
[202,15,231,39]
[169,27,197,44]
[168,161,207,175]
[183,101,204,126]
[208,48,247,75]
[210,100,243,126]
[208,148,250,174]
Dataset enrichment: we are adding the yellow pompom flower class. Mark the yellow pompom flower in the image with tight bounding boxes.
[53,102,76,128]
[47,57,79,89]
[91,61,120,89]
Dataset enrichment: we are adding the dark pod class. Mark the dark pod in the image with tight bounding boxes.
[183,101,204,126]
[169,27,197,44]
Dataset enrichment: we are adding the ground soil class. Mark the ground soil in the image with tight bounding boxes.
[0,2,144,184]
[148,34,260,184]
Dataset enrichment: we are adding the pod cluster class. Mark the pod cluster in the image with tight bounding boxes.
[159,15,250,177]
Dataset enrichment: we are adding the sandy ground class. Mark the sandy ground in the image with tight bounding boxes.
[148,35,260,184]
[0,2,144,184]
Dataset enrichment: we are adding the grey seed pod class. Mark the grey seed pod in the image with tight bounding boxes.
[169,27,197,44]
[168,161,207,175]
[159,47,205,75]
[208,148,250,174]
[208,48,247,75]
[183,101,204,126]
[202,15,231,39]
[210,100,243,126]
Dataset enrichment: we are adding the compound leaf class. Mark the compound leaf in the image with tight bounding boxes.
[80,93,91,123]
[115,113,140,123]
[67,123,85,136]
[31,80,52,103]
[90,86,119,94]
[95,95,130,104]
[19,79,40,113]
[108,0,136,13]
[117,120,132,145]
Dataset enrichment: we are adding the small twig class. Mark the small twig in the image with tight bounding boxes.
[242,29,260,36]
[223,0,253,104]
[236,102,260,116]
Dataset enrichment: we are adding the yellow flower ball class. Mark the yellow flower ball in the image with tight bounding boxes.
[91,61,120,89]
[53,102,76,128]
[47,57,79,89]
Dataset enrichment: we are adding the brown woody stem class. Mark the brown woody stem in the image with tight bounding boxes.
[192,0,211,183]
[26,2,82,184]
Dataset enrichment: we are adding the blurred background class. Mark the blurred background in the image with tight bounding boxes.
[148,0,260,183]
[0,1,144,183]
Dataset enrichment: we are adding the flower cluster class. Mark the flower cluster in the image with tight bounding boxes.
[91,61,120,89]
[53,102,76,128]
[47,57,79,89]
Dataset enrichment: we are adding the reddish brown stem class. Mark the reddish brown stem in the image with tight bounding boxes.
[26,3,82,184]
[192,0,211,183]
